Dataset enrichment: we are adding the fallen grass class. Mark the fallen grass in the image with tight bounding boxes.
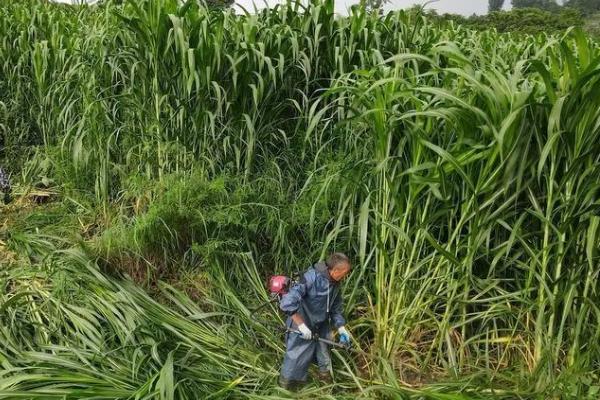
[1,0,599,398]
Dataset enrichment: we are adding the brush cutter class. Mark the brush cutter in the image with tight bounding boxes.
[247,279,378,362]
[250,274,297,313]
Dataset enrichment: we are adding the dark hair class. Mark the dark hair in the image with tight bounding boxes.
[326,253,351,269]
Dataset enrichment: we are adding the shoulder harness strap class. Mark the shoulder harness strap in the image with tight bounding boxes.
[313,261,328,276]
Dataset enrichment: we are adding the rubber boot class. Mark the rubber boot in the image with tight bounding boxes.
[317,370,332,384]
[278,376,304,391]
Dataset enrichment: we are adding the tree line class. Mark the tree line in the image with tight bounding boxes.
[490,0,599,15]
[434,0,600,36]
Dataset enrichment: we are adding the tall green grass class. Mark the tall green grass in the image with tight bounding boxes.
[1,0,599,398]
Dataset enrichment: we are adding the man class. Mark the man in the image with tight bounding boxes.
[0,166,11,204]
[278,252,352,390]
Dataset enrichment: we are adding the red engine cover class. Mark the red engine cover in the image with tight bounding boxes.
[269,275,290,296]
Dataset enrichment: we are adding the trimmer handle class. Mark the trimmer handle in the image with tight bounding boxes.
[287,329,351,350]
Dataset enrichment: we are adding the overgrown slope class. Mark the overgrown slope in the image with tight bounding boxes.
[1,0,599,398]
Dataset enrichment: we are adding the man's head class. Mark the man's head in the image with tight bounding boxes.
[326,252,351,282]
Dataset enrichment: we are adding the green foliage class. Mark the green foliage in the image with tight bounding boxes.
[435,1,597,36]
[512,0,561,10]
[0,250,278,399]
[489,0,505,12]
[565,0,600,16]
[361,0,388,12]
[1,0,600,398]
[94,172,274,286]
[584,12,600,36]
[443,7,584,34]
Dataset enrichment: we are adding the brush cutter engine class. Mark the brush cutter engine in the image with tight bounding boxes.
[250,274,297,314]
[268,275,291,296]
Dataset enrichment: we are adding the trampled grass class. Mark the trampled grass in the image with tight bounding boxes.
[0,0,599,398]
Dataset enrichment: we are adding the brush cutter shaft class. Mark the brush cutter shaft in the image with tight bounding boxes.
[286,329,378,360]
[250,296,279,313]
[287,329,348,349]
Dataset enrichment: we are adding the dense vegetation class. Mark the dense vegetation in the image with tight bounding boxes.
[437,7,598,36]
[433,0,600,37]
[512,0,562,11]
[510,0,599,15]
[1,0,600,398]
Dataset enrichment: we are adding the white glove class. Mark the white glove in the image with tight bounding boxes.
[338,326,350,345]
[298,323,312,340]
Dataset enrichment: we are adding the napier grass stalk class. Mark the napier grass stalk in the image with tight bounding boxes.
[1,0,599,398]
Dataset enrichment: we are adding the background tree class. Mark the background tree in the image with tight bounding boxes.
[565,0,600,16]
[361,0,389,13]
[437,6,584,34]
[512,0,560,10]
[489,0,505,12]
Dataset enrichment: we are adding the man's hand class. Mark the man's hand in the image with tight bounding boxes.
[298,323,312,340]
[338,326,350,345]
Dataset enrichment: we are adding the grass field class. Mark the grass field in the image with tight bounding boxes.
[1,0,599,398]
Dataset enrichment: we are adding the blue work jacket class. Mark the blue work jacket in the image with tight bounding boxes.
[279,262,345,331]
